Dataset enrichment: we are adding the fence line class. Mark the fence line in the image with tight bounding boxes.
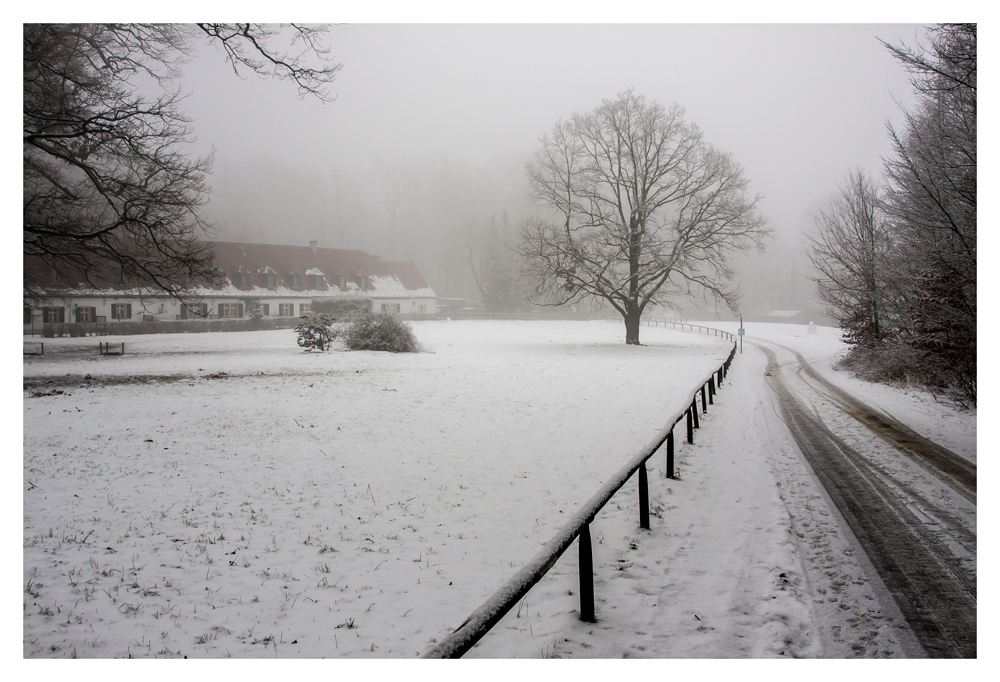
[99,342,125,355]
[421,338,737,658]
[639,316,736,342]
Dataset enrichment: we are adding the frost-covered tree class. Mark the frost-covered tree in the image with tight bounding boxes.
[517,90,769,344]
[882,24,976,404]
[806,169,901,348]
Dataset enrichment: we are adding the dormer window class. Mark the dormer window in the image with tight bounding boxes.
[309,274,325,289]
[337,275,346,289]
[262,273,276,288]
[288,274,301,289]
[234,272,250,288]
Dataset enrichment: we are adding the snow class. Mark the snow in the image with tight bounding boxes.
[20,319,978,669]
[710,321,976,463]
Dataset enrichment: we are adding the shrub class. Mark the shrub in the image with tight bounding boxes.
[310,297,373,317]
[295,312,338,351]
[343,310,419,353]
[832,340,977,407]
[834,342,917,385]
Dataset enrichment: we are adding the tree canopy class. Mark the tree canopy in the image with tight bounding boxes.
[517,90,769,344]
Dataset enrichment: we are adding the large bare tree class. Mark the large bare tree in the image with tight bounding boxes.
[517,90,769,344]
[23,23,340,300]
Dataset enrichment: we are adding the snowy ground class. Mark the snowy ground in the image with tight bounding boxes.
[725,321,976,464]
[20,319,979,669]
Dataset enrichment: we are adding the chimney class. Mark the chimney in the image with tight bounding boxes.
[309,240,318,254]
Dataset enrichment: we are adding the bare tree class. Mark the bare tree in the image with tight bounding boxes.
[375,157,418,260]
[805,168,901,348]
[23,23,340,301]
[467,212,524,312]
[517,90,769,344]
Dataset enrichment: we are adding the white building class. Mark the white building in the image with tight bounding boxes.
[25,241,437,330]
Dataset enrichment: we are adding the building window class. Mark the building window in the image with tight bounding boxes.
[337,275,346,289]
[288,274,301,289]
[218,303,244,319]
[418,304,427,314]
[180,303,208,319]
[111,303,132,320]
[257,303,270,317]
[309,274,325,289]
[263,274,276,288]
[43,307,65,323]
[381,303,401,314]
[278,303,294,317]
[75,306,96,323]
[24,306,32,324]
[234,272,250,288]
[299,303,311,316]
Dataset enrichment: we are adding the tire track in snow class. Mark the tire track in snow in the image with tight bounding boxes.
[754,342,976,658]
[772,342,976,503]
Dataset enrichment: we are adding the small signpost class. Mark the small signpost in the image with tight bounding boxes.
[738,314,744,353]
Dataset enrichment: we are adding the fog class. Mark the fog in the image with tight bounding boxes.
[177,23,923,320]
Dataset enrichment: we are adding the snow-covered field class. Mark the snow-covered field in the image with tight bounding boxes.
[21,319,977,664]
[22,320,732,659]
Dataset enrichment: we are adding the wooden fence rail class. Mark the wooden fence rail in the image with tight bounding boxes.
[421,336,737,658]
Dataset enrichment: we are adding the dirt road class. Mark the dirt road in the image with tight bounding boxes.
[753,341,976,658]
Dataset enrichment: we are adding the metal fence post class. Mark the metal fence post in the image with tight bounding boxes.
[579,524,595,622]
[666,429,675,479]
[638,465,649,530]
[708,377,715,405]
[701,385,707,412]
[686,407,694,444]
[692,399,700,429]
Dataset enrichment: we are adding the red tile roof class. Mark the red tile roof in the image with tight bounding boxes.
[210,241,432,292]
[25,241,434,296]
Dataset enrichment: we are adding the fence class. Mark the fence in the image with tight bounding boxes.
[422,337,737,658]
[99,342,125,355]
[641,316,736,342]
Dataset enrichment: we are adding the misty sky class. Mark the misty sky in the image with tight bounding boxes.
[167,22,929,313]
[12,17,939,316]
[180,23,922,239]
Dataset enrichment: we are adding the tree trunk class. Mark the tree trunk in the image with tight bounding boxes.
[624,304,641,345]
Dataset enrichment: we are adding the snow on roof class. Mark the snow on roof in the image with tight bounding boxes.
[29,241,437,299]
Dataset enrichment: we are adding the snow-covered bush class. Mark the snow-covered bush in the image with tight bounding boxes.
[295,312,338,351]
[343,310,419,353]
